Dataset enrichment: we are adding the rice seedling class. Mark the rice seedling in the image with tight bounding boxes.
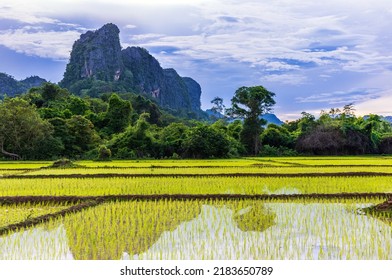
[265,156,392,166]
[0,170,29,176]
[0,202,72,228]
[1,199,390,260]
[0,162,52,169]
[75,159,266,168]
[0,156,391,260]
[22,165,392,176]
[0,176,391,197]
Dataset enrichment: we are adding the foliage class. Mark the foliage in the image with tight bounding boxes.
[50,158,77,168]
[104,93,132,134]
[292,105,391,155]
[97,145,112,161]
[158,122,188,158]
[229,86,276,155]
[259,145,298,156]
[379,136,392,154]
[64,115,100,157]
[110,113,157,158]
[261,124,294,148]
[0,81,391,160]
[182,124,231,158]
[0,97,54,159]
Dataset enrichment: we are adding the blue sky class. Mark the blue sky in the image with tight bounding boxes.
[1,0,392,120]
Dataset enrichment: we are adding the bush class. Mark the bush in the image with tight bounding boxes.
[379,136,392,154]
[97,145,112,161]
[115,148,137,159]
[50,158,78,168]
[259,145,298,156]
[170,152,181,159]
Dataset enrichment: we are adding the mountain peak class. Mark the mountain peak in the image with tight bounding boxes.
[60,23,123,88]
[99,23,120,33]
[59,23,202,115]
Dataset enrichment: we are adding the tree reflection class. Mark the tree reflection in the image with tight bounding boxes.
[63,199,276,259]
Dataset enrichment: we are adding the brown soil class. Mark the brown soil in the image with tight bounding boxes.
[372,199,392,211]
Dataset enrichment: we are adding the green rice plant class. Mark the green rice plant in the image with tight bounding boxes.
[0,176,391,197]
[21,165,392,176]
[1,156,391,260]
[76,159,264,168]
[2,199,390,260]
[0,170,29,176]
[0,162,52,169]
[265,156,392,166]
[0,202,72,228]
[61,199,203,259]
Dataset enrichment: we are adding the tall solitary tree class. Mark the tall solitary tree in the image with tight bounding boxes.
[228,86,275,155]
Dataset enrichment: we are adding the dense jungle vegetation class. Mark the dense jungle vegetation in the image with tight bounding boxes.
[1,83,391,160]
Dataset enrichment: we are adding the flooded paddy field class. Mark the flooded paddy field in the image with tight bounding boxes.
[0,156,391,260]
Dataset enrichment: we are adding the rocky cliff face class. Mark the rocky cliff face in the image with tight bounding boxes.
[60,23,202,114]
[121,46,165,97]
[0,73,46,97]
[183,77,202,113]
[162,69,191,110]
[61,23,124,88]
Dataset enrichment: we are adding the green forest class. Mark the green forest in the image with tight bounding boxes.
[1,82,392,160]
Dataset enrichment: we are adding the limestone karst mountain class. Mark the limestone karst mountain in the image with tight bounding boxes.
[60,23,202,115]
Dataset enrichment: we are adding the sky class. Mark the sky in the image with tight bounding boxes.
[0,0,392,121]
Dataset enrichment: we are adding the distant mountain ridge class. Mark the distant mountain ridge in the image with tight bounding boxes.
[261,113,284,125]
[383,116,392,123]
[59,23,202,115]
[364,115,392,124]
[205,110,284,125]
[0,73,46,97]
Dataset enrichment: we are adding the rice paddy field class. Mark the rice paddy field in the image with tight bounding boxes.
[0,156,391,260]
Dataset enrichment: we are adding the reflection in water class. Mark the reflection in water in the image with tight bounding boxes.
[232,201,276,232]
[131,203,392,260]
[362,201,392,227]
[128,204,276,260]
[0,224,73,260]
[1,201,391,260]
[63,200,275,259]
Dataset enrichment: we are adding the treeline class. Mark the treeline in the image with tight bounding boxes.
[0,83,391,160]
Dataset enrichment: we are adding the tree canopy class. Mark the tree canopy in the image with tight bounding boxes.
[229,86,276,155]
[0,82,391,160]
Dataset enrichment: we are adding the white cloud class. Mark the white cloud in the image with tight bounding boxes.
[0,28,80,60]
[128,33,165,42]
[1,0,392,116]
[0,2,59,24]
[263,74,307,86]
[124,24,137,29]
[355,89,392,116]
[120,0,392,76]
[296,88,381,105]
[2,0,391,73]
